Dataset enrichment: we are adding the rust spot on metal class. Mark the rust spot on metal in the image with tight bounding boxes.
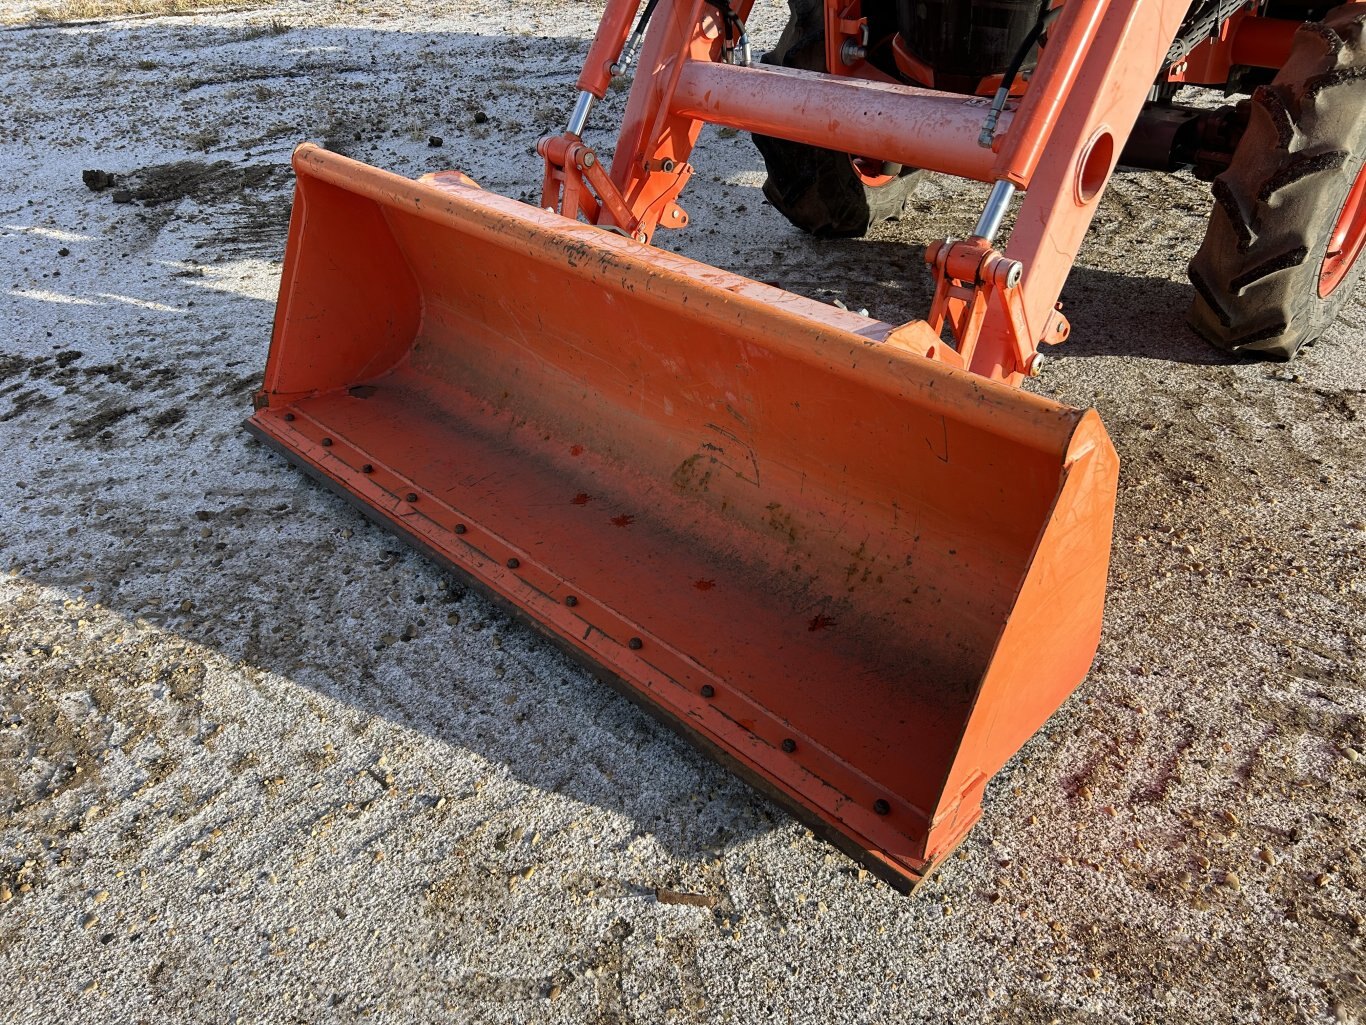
[808,613,835,632]
[765,502,798,543]
[570,444,584,457]
[610,514,635,527]
[693,578,716,591]
[702,423,760,486]
[571,492,592,505]
[672,452,712,493]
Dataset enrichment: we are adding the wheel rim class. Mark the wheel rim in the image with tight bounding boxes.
[849,155,896,188]
[1319,160,1366,297]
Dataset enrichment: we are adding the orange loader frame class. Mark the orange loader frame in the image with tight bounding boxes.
[540,0,1312,381]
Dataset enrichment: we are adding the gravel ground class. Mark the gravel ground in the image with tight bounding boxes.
[2,2,1365,1022]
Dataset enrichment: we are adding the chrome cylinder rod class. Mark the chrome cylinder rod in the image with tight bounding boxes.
[974,180,1017,242]
[567,91,595,137]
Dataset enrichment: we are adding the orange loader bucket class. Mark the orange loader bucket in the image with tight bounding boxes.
[249,145,1119,890]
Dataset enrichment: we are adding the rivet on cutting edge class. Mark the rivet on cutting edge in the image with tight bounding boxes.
[321,437,332,447]
[700,685,715,698]
[873,799,891,816]
[361,464,374,474]
[405,493,418,503]
[454,524,467,535]
[283,413,295,422]
[628,637,643,650]
[564,595,578,607]
[506,558,520,569]
[781,738,797,753]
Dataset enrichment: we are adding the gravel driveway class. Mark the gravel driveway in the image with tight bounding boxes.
[2,2,1364,1022]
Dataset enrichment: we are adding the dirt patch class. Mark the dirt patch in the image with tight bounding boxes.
[123,159,276,206]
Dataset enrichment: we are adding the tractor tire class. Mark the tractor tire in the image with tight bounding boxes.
[751,3,921,237]
[1188,4,1366,359]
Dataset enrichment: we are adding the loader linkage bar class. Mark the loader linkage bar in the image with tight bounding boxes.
[924,237,1069,376]
[538,132,693,239]
[539,134,642,240]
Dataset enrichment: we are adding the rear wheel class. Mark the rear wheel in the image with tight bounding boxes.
[1188,4,1366,358]
[751,3,921,237]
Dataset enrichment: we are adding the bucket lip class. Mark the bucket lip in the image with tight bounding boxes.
[288,143,1087,452]
[245,406,942,891]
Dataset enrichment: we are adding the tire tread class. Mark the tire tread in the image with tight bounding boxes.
[1187,3,1366,359]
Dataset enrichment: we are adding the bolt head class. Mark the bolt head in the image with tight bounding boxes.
[1027,354,1045,377]
[781,738,797,753]
[700,685,715,699]
[873,799,891,816]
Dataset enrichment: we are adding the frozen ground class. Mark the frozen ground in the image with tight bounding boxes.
[1,1,1364,1022]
